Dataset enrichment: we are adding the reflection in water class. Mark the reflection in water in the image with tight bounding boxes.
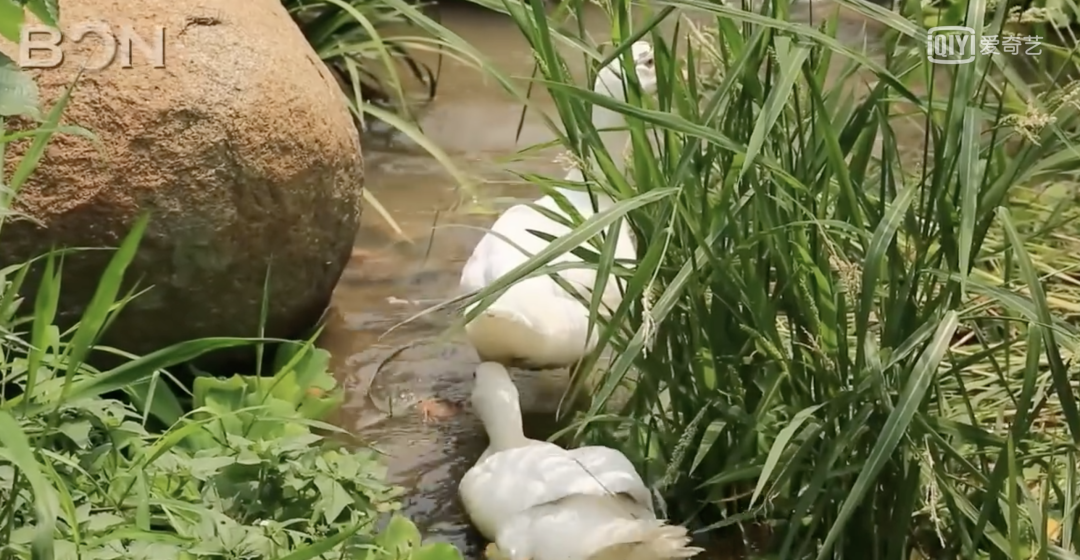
[317,2,894,556]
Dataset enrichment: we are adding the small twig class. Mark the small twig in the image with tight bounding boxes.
[179,15,222,37]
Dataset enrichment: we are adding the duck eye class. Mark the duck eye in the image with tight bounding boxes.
[643,57,654,68]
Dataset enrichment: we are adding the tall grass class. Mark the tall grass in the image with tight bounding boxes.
[285,0,441,124]
[451,0,1080,556]
[281,0,506,237]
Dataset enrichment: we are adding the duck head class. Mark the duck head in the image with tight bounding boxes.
[593,40,658,99]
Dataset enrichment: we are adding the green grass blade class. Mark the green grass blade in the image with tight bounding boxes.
[59,213,150,400]
[272,523,364,560]
[738,38,810,182]
[999,206,1080,443]
[815,311,959,560]
[0,409,59,560]
[22,337,257,415]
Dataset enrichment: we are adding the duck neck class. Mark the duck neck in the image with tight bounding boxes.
[481,392,529,452]
[553,100,627,204]
[591,103,630,174]
[553,178,606,209]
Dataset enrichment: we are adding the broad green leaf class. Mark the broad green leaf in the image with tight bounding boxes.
[126,374,187,427]
[0,0,23,43]
[25,0,59,27]
[314,477,352,524]
[414,543,464,560]
[376,515,422,555]
[0,55,41,119]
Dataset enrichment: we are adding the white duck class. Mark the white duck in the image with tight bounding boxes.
[459,362,703,560]
[458,42,658,370]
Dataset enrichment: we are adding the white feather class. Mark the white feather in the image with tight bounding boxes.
[459,362,704,560]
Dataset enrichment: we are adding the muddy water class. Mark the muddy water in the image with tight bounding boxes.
[317,2,892,555]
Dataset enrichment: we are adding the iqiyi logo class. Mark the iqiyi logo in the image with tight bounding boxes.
[927,26,1044,64]
[927,26,976,65]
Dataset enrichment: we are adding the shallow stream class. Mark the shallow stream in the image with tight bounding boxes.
[317,2,893,555]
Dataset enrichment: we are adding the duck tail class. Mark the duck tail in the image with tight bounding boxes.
[585,518,704,560]
[464,300,534,331]
[462,291,594,366]
[462,301,540,360]
[509,494,703,560]
[632,522,704,560]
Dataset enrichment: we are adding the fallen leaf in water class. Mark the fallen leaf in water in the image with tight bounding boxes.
[350,248,372,263]
[418,398,463,423]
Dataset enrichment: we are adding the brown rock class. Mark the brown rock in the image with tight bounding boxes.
[0,0,363,368]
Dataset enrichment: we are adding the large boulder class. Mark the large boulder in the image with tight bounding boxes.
[0,0,363,368]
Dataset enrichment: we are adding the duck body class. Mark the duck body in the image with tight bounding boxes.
[459,363,703,560]
[458,186,635,368]
[458,41,658,369]
[494,493,702,560]
[460,439,653,539]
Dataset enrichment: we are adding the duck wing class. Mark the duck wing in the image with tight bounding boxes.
[459,441,651,540]
[566,445,654,514]
[459,203,571,295]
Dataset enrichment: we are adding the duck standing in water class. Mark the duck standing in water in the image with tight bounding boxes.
[458,41,658,371]
[459,362,703,560]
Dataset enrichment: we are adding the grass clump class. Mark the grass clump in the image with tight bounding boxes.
[282,0,493,236]
[283,0,442,125]
[454,0,1080,557]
